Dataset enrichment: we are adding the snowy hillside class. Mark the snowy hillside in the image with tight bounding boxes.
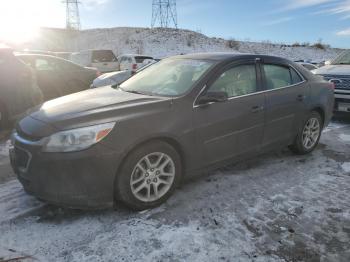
[26,27,344,62]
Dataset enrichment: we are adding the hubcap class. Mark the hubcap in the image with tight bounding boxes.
[130,152,175,202]
[302,118,320,150]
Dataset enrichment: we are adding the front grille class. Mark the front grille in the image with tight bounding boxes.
[322,75,350,90]
[14,147,31,170]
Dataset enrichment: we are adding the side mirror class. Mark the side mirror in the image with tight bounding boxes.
[197,91,228,105]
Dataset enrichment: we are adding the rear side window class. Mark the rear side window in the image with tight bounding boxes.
[92,50,117,63]
[135,56,153,63]
[263,64,304,90]
[209,64,257,98]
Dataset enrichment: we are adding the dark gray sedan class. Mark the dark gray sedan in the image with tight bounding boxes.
[10,53,334,210]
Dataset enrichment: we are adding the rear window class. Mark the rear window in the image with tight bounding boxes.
[135,56,153,63]
[92,50,117,63]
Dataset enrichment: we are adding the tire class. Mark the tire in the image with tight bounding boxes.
[115,140,182,210]
[290,111,323,155]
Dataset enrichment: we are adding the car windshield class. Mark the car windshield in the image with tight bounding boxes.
[118,58,213,96]
[332,51,350,65]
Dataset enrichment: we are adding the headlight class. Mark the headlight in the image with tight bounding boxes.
[43,122,116,153]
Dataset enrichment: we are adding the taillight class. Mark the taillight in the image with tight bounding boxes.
[132,64,137,70]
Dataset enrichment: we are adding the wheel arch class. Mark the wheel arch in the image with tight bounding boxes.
[311,106,325,127]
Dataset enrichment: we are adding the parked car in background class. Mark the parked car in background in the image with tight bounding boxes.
[71,50,118,73]
[17,54,99,101]
[91,70,132,88]
[118,54,155,72]
[0,48,42,129]
[313,50,350,113]
[11,53,333,210]
[53,52,72,60]
[297,62,318,71]
[91,61,158,88]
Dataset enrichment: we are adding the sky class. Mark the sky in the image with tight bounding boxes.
[1,0,350,48]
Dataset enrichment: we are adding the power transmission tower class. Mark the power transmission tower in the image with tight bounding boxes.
[151,0,178,29]
[63,0,81,30]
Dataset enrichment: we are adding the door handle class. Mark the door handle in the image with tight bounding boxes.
[296,94,305,101]
[251,105,264,113]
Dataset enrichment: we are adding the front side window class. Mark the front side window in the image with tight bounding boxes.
[119,59,213,96]
[208,64,257,98]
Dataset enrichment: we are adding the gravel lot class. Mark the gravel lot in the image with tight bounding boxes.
[0,117,349,262]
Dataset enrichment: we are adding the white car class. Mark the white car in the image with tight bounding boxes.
[313,50,350,113]
[91,61,159,88]
[91,70,132,88]
[71,50,119,73]
[297,62,318,71]
[118,54,155,72]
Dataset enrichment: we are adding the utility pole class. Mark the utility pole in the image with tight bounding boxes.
[63,0,81,30]
[151,0,178,29]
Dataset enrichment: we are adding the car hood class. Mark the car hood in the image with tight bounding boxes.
[26,86,170,131]
[313,65,350,75]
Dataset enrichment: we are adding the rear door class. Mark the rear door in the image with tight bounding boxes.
[194,60,265,165]
[261,60,308,149]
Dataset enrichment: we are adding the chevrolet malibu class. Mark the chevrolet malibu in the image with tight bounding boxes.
[10,53,334,210]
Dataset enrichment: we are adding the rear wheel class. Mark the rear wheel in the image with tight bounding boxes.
[115,140,182,210]
[290,111,322,155]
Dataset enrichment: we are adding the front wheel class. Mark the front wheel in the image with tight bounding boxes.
[290,111,322,155]
[115,140,182,210]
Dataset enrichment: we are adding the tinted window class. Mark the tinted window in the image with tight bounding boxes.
[264,64,292,89]
[209,64,257,98]
[92,50,117,63]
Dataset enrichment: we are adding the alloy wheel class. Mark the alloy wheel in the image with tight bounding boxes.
[130,152,176,202]
[302,118,320,150]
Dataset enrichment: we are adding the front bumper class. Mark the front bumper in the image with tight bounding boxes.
[334,90,350,113]
[10,133,122,209]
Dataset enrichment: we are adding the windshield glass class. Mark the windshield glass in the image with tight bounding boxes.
[119,58,213,96]
[332,51,350,65]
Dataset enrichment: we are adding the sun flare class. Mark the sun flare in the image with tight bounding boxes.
[0,0,65,44]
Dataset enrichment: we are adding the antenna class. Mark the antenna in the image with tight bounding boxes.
[63,0,81,30]
[151,0,178,29]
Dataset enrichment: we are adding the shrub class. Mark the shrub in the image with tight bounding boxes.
[226,38,240,50]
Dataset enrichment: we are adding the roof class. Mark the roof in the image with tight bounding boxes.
[171,52,292,63]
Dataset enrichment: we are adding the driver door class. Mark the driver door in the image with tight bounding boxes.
[193,61,265,165]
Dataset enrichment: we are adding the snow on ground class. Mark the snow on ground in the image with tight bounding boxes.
[27,27,343,62]
[0,120,349,261]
